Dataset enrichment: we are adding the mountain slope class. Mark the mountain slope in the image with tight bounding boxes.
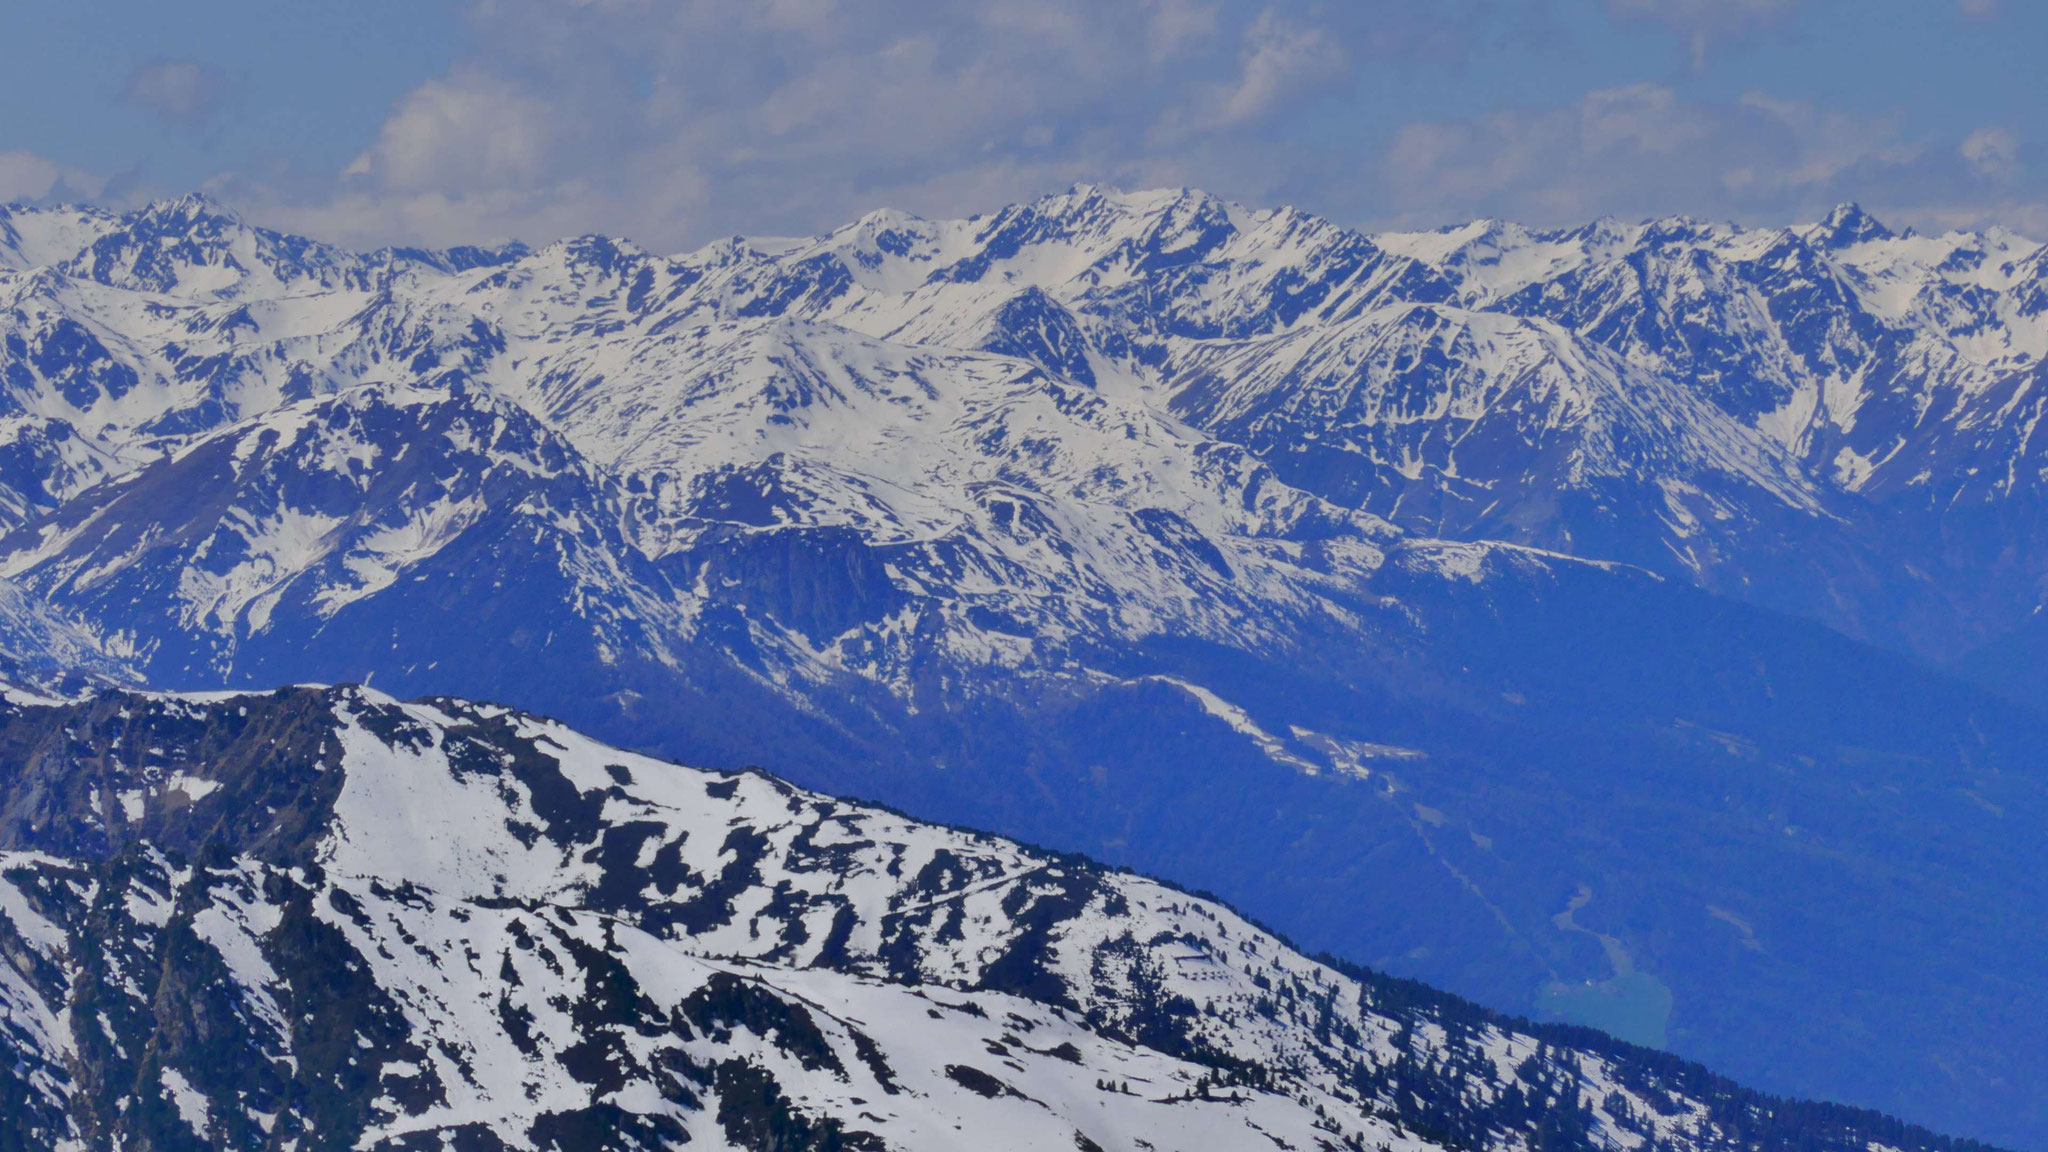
[0,384,690,690]
[0,683,2006,1152]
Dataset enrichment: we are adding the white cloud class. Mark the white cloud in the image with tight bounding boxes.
[1607,0,1800,67]
[124,59,229,127]
[1215,12,1347,127]
[263,0,1486,250]
[0,151,108,204]
[1146,0,1222,61]
[175,0,2040,249]
[1960,127,2018,180]
[1382,83,2036,232]
[344,71,558,193]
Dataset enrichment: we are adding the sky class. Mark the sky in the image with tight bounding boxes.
[0,0,2040,251]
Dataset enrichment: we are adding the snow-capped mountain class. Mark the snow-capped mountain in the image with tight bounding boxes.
[0,191,2046,1146]
[1350,205,2048,657]
[8,189,2048,667]
[0,684,1999,1152]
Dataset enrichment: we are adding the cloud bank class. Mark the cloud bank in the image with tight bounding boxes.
[124,59,230,128]
[1385,83,2036,234]
[48,0,2033,249]
[278,0,1476,248]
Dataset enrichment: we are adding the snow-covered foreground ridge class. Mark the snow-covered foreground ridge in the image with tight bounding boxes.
[0,684,1995,1152]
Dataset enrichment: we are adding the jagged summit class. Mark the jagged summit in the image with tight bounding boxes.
[131,189,241,223]
[1812,201,1895,247]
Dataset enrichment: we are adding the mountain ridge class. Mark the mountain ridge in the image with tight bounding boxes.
[0,681,2013,1152]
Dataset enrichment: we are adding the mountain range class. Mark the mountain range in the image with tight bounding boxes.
[0,188,2043,1146]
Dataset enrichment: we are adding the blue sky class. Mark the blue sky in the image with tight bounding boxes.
[0,0,2039,249]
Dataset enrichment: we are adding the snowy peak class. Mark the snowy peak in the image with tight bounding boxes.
[0,202,124,273]
[0,196,514,302]
[0,384,681,685]
[972,286,1100,384]
[1811,202,1895,249]
[57,194,366,300]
